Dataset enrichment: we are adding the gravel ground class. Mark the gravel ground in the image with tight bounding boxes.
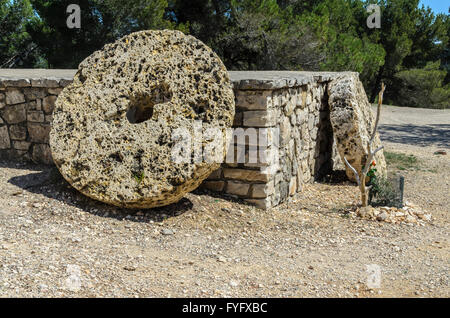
[0,106,448,298]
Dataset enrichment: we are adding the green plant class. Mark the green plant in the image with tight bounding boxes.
[133,171,145,184]
[344,84,385,207]
[368,176,401,208]
[394,61,450,109]
[385,151,419,170]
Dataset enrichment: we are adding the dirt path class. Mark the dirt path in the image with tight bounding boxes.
[0,107,448,298]
[374,105,449,148]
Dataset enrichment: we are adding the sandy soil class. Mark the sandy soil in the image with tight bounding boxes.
[0,106,448,298]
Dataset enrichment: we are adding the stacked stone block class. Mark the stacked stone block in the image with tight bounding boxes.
[0,76,71,164]
[202,76,340,209]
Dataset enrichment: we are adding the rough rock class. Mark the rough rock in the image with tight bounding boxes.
[5,88,25,105]
[32,144,53,165]
[327,74,387,181]
[0,125,10,149]
[355,203,432,225]
[358,206,375,219]
[50,30,235,208]
[376,212,388,221]
[1,104,27,124]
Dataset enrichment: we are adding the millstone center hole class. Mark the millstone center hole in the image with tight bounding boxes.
[126,85,172,124]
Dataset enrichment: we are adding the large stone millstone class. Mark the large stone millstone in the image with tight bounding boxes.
[327,73,387,182]
[50,30,235,208]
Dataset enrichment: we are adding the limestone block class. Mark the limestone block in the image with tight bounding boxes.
[1,104,27,124]
[9,125,27,140]
[32,144,53,165]
[289,177,297,196]
[31,78,59,88]
[0,125,10,149]
[28,123,50,143]
[48,88,63,95]
[27,110,45,123]
[226,181,250,196]
[5,89,25,105]
[280,116,291,146]
[223,168,270,182]
[251,180,274,198]
[0,93,5,109]
[328,73,386,181]
[243,147,272,168]
[42,96,57,114]
[23,88,47,100]
[243,110,276,127]
[202,181,225,192]
[206,168,222,180]
[13,141,31,151]
[235,90,271,110]
[1,79,31,87]
[245,198,269,209]
[26,100,37,111]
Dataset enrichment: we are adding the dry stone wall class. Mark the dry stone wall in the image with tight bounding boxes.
[202,72,344,209]
[0,70,74,164]
[0,70,374,209]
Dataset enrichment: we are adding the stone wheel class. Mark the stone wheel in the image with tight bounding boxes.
[50,30,235,208]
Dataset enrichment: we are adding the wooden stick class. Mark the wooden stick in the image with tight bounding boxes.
[370,83,385,144]
[344,157,361,186]
[362,145,384,176]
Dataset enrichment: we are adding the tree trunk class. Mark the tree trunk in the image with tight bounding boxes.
[370,66,385,102]
[360,182,369,207]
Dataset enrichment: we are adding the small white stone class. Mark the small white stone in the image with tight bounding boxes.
[229,280,239,287]
[217,256,227,263]
[405,215,416,223]
[161,228,175,235]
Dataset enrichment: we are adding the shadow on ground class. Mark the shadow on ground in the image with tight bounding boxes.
[3,160,194,223]
[378,124,450,148]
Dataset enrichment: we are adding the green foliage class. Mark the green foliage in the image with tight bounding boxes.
[384,151,419,170]
[165,0,230,45]
[395,61,450,108]
[368,176,401,208]
[1,0,448,109]
[0,0,43,67]
[364,0,449,103]
[293,0,385,86]
[367,162,402,208]
[213,0,324,70]
[133,171,145,184]
[27,0,178,68]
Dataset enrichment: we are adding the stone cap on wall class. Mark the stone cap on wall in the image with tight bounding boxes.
[229,71,356,90]
[0,69,358,90]
[0,69,76,88]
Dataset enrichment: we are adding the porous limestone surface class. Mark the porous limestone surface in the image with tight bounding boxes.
[328,73,387,181]
[50,30,235,208]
